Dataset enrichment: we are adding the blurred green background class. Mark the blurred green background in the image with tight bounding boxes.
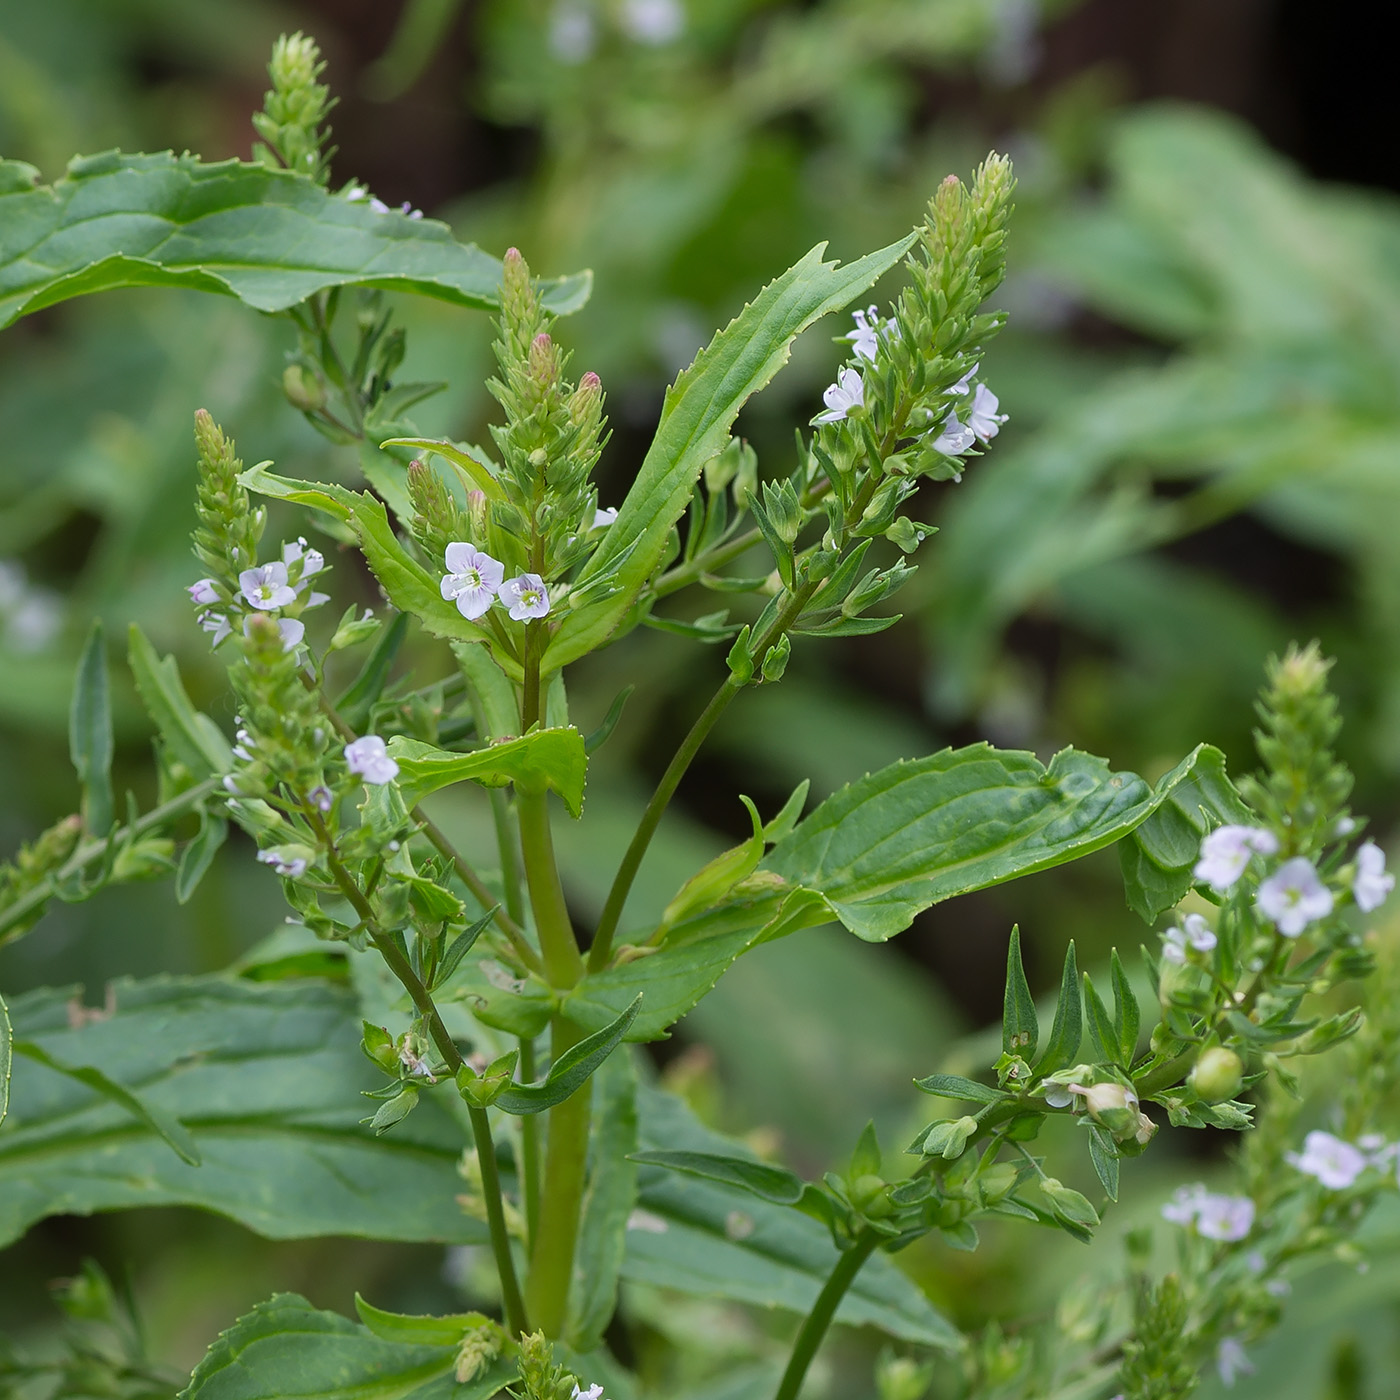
[3,1,1399,1395]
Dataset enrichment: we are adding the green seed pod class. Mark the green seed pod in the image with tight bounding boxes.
[1190,1046,1244,1104]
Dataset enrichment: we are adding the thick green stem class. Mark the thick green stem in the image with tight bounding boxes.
[774,1228,880,1400]
[526,1013,594,1336]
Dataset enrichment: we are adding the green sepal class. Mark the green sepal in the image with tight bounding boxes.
[368,1085,419,1134]
[176,811,228,904]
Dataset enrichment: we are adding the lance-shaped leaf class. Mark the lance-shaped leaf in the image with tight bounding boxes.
[1118,743,1251,922]
[912,1074,1008,1106]
[1111,948,1141,1067]
[389,730,588,818]
[0,976,485,1248]
[1036,943,1082,1076]
[1002,925,1038,1058]
[488,995,641,1115]
[630,1150,806,1205]
[542,233,917,674]
[176,811,227,905]
[127,625,232,778]
[0,150,589,329]
[625,1088,958,1348]
[69,621,114,837]
[763,742,1234,943]
[180,1293,514,1400]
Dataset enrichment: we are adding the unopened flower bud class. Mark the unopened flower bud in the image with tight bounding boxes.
[851,1173,892,1217]
[282,363,325,412]
[1078,1082,1140,1138]
[1190,1046,1244,1104]
[1134,1112,1158,1146]
[466,489,489,540]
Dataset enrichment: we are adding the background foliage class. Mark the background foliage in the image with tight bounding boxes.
[2,1,1398,1396]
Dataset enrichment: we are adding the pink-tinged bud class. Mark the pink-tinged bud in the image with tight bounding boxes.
[580,371,601,391]
[532,332,552,352]
[466,489,488,537]
[504,247,521,264]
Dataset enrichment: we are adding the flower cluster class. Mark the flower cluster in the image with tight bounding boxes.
[440,541,551,623]
[190,537,329,653]
[1288,1128,1396,1190]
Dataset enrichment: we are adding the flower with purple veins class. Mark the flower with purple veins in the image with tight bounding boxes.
[239,562,296,611]
[1161,912,1217,964]
[1193,824,1280,891]
[847,306,881,362]
[198,611,232,647]
[257,848,309,879]
[966,383,1008,441]
[344,735,399,785]
[502,573,550,621]
[1256,856,1334,936]
[440,542,504,621]
[931,413,975,456]
[814,367,864,424]
[308,785,333,813]
[188,578,219,604]
[1354,841,1394,913]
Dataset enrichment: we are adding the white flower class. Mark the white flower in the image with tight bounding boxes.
[188,578,219,604]
[198,610,232,647]
[931,412,975,456]
[501,573,551,621]
[243,614,304,652]
[257,848,308,879]
[619,0,683,44]
[1288,1129,1367,1189]
[283,538,325,577]
[966,383,1008,441]
[1193,824,1280,891]
[1160,1183,1206,1226]
[847,305,882,361]
[571,1385,605,1400]
[1161,912,1217,964]
[1256,856,1334,936]
[369,197,391,214]
[1216,1337,1254,1388]
[1195,1193,1255,1242]
[1353,841,1394,912]
[814,367,864,423]
[592,506,619,529]
[949,361,978,395]
[440,542,505,620]
[345,735,399,785]
[239,562,296,611]
[1336,816,1357,836]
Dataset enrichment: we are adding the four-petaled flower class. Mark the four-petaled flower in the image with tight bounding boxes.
[1354,840,1394,912]
[931,413,975,456]
[1216,1338,1254,1388]
[188,578,219,605]
[847,306,882,362]
[344,735,399,785]
[593,506,619,529]
[571,1386,605,1400]
[814,367,864,423]
[1256,856,1334,936]
[1288,1129,1367,1189]
[257,848,308,879]
[440,542,505,620]
[239,562,296,611]
[966,383,1008,441]
[1161,912,1217,964]
[1193,824,1280,892]
[502,573,551,621]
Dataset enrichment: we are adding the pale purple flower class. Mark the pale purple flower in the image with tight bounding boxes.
[1161,911,1217,964]
[1196,1193,1255,1242]
[198,610,232,647]
[1289,1130,1367,1189]
[1256,856,1334,936]
[243,614,304,652]
[399,1043,436,1081]
[239,562,296,611]
[847,306,882,361]
[1193,824,1280,892]
[814,367,864,423]
[188,578,219,605]
[1354,841,1394,913]
[592,506,619,529]
[571,1386,605,1400]
[344,735,399,785]
[283,538,325,578]
[308,785,333,813]
[1217,1338,1254,1388]
[257,848,308,879]
[502,573,550,621]
[620,0,683,44]
[966,383,1008,441]
[1336,816,1357,836]
[949,361,978,395]
[1160,1184,1206,1226]
[369,197,391,214]
[232,727,254,762]
[440,542,504,621]
[931,413,975,456]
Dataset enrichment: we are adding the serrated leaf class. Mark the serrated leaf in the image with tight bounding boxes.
[764,744,1228,943]
[176,811,228,904]
[388,729,587,818]
[631,1150,805,1206]
[1002,925,1038,1058]
[127,625,232,778]
[69,620,114,837]
[0,976,485,1248]
[542,233,917,674]
[1036,943,1082,1076]
[627,1088,958,1348]
[913,1073,1007,1105]
[1082,971,1117,1066]
[1111,948,1140,1066]
[180,1293,514,1400]
[490,996,641,1115]
[0,150,588,329]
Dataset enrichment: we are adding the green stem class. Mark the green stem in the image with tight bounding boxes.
[0,776,222,945]
[490,788,527,927]
[519,1035,542,1244]
[773,1228,880,1400]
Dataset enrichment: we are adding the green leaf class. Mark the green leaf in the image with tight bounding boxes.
[1082,972,1117,1066]
[568,1049,638,1352]
[176,811,228,904]
[626,1088,958,1348]
[764,743,1228,943]
[127,624,232,778]
[912,1073,1007,1105]
[389,729,588,818]
[630,1150,805,1206]
[1111,949,1141,1067]
[1117,744,1250,922]
[1036,943,1082,1076]
[181,1293,514,1400]
[543,233,917,674]
[491,996,641,1116]
[0,992,10,1129]
[353,1296,490,1347]
[380,437,503,499]
[1002,925,1038,1058]
[10,1038,200,1166]
[69,620,114,837]
[432,909,495,991]
[1088,1127,1120,1203]
[0,976,485,1248]
[0,151,589,330]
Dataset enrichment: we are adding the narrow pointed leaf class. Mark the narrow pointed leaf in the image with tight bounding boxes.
[353,1295,490,1347]
[1003,926,1038,1057]
[1082,972,1118,1065]
[127,625,232,778]
[176,811,228,904]
[380,438,504,499]
[913,1073,1008,1105]
[1111,949,1141,1066]
[1088,1129,1120,1203]
[69,621,114,836]
[388,729,587,818]
[432,909,495,991]
[490,995,641,1115]
[629,1149,805,1205]
[0,150,589,329]
[1036,942,1082,1075]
